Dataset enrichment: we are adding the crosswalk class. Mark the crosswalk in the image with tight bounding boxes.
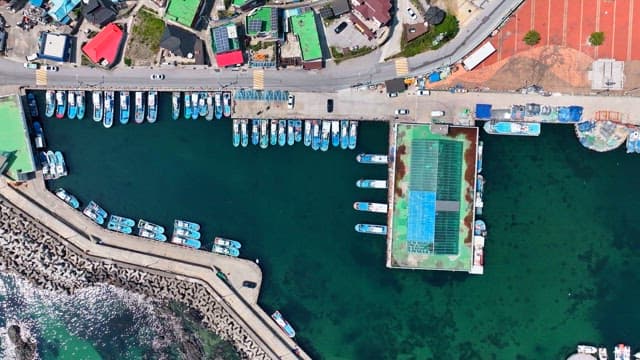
[395,58,409,76]
[35,69,47,85]
[253,69,264,90]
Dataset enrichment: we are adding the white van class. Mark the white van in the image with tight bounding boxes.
[430,110,445,117]
[25,53,38,62]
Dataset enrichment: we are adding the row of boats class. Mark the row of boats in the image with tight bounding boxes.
[172,91,232,121]
[575,343,638,360]
[233,119,358,151]
[354,154,389,235]
[472,140,486,275]
[39,150,67,180]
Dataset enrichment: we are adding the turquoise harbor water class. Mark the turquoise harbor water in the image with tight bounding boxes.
[9,92,640,359]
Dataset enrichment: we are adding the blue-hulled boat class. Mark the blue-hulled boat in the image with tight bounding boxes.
[55,188,80,209]
[476,174,484,194]
[241,119,249,147]
[474,219,487,236]
[483,121,541,136]
[119,91,130,124]
[33,121,45,149]
[147,90,157,123]
[477,140,483,173]
[198,91,207,118]
[252,119,260,146]
[348,121,358,150]
[270,119,278,146]
[54,151,67,177]
[356,179,387,189]
[212,244,240,257]
[303,120,312,147]
[635,134,640,153]
[104,91,114,128]
[214,236,242,249]
[353,202,388,213]
[278,120,287,146]
[83,206,105,225]
[171,92,180,120]
[87,200,107,219]
[205,92,214,121]
[356,153,388,164]
[55,91,66,119]
[287,120,295,146]
[627,131,638,153]
[45,90,55,118]
[134,92,145,124]
[174,219,200,232]
[92,91,103,122]
[138,219,165,234]
[354,223,387,235]
[183,92,191,119]
[340,120,349,149]
[320,121,330,152]
[109,215,135,228]
[311,120,320,151]
[214,92,223,120]
[27,93,39,118]
[260,119,269,149]
[331,120,340,147]
[107,221,133,234]
[294,120,302,143]
[232,119,240,147]
[172,236,201,249]
[67,91,77,119]
[223,92,231,118]
[191,92,198,120]
[271,311,295,338]
[138,228,167,242]
[76,91,85,120]
[174,227,201,240]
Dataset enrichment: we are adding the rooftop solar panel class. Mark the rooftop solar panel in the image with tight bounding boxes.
[213,27,230,53]
[248,19,262,33]
[270,8,278,32]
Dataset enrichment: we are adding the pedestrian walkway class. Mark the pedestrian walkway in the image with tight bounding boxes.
[253,69,264,90]
[35,69,47,86]
[395,58,409,76]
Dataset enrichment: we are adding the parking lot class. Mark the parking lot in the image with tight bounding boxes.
[324,16,378,52]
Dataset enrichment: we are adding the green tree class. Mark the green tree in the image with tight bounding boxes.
[589,31,604,46]
[523,30,541,46]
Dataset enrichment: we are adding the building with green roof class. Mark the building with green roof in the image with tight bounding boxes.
[245,7,280,40]
[0,94,35,181]
[289,11,323,68]
[165,0,202,28]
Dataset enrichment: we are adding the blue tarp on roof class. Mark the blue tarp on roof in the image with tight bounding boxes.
[30,0,44,7]
[48,0,81,23]
[428,72,441,83]
[475,104,492,119]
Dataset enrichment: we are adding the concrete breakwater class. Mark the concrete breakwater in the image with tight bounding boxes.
[0,194,281,360]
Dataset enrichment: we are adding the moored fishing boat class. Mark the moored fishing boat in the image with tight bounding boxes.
[45,151,57,179]
[270,119,278,146]
[353,202,388,213]
[614,344,631,360]
[252,119,260,145]
[55,188,80,209]
[212,244,240,257]
[82,206,105,225]
[331,120,340,147]
[287,120,295,146]
[174,219,200,231]
[134,91,145,124]
[354,223,387,235]
[54,151,68,177]
[356,153,388,164]
[198,91,207,118]
[171,92,180,120]
[577,345,598,355]
[173,227,201,240]
[87,200,107,219]
[119,91,130,124]
[45,90,55,118]
[33,121,46,149]
[278,119,287,146]
[470,234,485,275]
[232,119,240,147]
[147,90,158,123]
[214,236,241,249]
[474,219,487,236]
[40,152,51,180]
[271,311,295,338]
[103,91,114,128]
[340,120,349,150]
[191,92,198,120]
[294,120,303,142]
[138,228,167,242]
[240,119,249,147]
[109,215,135,228]
[27,93,39,118]
[55,91,66,119]
[260,119,269,149]
[171,236,201,249]
[76,91,85,120]
[67,91,77,119]
[107,221,133,234]
[356,179,387,189]
[222,91,231,118]
[599,347,608,360]
[92,91,103,122]
[303,120,312,147]
[483,121,541,136]
[348,121,358,150]
[214,92,223,120]
[183,92,192,119]
[320,120,330,151]
[477,140,483,173]
[205,92,214,121]
[311,120,320,151]
[138,219,165,234]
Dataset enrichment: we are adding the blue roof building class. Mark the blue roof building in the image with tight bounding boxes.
[48,0,81,24]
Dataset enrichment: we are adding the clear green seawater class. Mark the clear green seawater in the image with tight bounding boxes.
[14,92,640,359]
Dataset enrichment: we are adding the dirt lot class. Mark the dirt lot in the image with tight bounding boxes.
[125,7,164,66]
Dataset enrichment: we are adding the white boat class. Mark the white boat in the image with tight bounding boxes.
[599,347,608,360]
[353,202,388,213]
[633,351,640,359]
[577,345,598,354]
[614,344,631,360]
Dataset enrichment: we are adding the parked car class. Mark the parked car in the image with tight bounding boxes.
[25,53,38,62]
[407,8,417,20]
[387,92,398,97]
[395,109,409,115]
[430,110,445,117]
[416,89,430,96]
[327,99,334,113]
[44,65,58,72]
[242,281,257,288]
[287,94,295,109]
[23,62,39,70]
[334,21,348,34]
[150,73,165,80]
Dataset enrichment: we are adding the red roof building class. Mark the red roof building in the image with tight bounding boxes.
[81,23,124,66]
[215,50,244,67]
[352,0,392,28]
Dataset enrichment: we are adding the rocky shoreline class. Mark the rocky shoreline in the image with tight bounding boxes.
[0,196,272,359]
